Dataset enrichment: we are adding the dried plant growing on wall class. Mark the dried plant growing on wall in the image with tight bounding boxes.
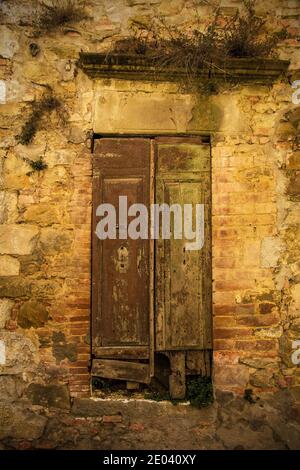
[16,96,62,145]
[36,0,87,34]
[24,156,48,174]
[223,0,287,58]
[110,0,286,88]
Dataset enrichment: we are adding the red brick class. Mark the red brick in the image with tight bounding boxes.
[103,415,122,424]
[214,327,253,339]
[129,423,145,432]
[237,313,280,327]
[213,305,235,315]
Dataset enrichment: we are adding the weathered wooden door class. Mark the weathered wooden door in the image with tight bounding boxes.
[92,136,211,390]
[92,138,152,383]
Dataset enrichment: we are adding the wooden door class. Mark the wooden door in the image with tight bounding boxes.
[155,137,212,351]
[92,138,152,383]
[91,136,212,386]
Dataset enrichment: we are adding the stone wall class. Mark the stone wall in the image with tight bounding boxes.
[0,0,299,449]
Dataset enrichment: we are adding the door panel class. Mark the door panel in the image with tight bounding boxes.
[101,177,148,346]
[155,139,212,351]
[92,139,150,359]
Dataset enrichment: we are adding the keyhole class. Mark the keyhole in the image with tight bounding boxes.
[120,246,125,268]
[183,247,186,265]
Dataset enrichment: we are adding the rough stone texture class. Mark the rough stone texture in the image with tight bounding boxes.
[0,191,18,224]
[0,0,299,449]
[0,255,20,276]
[26,384,71,410]
[260,237,285,268]
[0,26,19,59]
[21,204,62,226]
[0,299,13,329]
[0,403,47,440]
[0,376,25,402]
[0,331,39,375]
[18,301,48,329]
[0,225,38,255]
[0,393,299,449]
[52,332,77,363]
[39,228,73,255]
[0,277,31,298]
[94,88,194,132]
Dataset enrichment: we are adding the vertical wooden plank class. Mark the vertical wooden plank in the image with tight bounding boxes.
[155,169,167,351]
[165,180,204,348]
[169,352,186,399]
[149,139,155,377]
[92,168,102,349]
[186,350,212,376]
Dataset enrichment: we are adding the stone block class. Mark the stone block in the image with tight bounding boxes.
[260,237,284,268]
[254,326,283,339]
[0,403,47,440]
[0,255,20,276]
[41,166,70,188]
[26,383,70,410]
[0,299,13,328]
[40,228,73,255]
[290,284,300,312]
[18,301,49,329]
[0,191,18,224]
[0,331,38,374]
[94,89,194,133]
[287,151,300,170]
[0,277,31,298]
[239,356,277,369]
[249,368,275,387]
[0,225,39,255]
[0,26,19,59]
[279,334,294,368]
[0,375,25,401]
[214,365,249,388]
[30,279,62,299]
[287,172,300,199]
[22,204,61,226]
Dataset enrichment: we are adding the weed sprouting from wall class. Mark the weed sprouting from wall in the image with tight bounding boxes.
[244,388,259,404]
[16,96,63,145]
[223,0,287,58]
[23,156,48,175]
[109,0,287,89]
[92,377,113,393]
[36,0,87,34]
[187,376,214,408]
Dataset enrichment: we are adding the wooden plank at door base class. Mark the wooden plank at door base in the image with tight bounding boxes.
[169,352,186,399]
[186,350,212,376]
[92,359,150,384]
[93,346,149,360]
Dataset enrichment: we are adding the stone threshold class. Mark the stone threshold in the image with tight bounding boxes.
[83,396,191,404]
[78,53,290,84]
[72,397,215,418]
